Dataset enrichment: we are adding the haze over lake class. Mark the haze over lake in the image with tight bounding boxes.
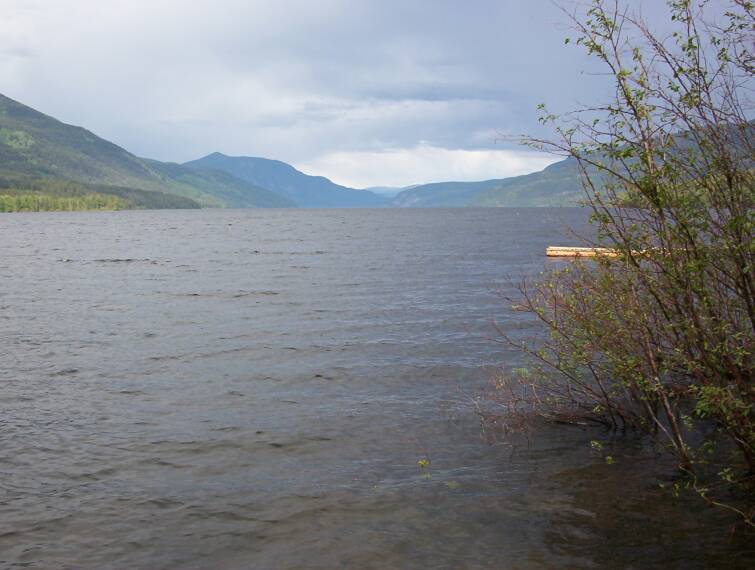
[2,208,751,569]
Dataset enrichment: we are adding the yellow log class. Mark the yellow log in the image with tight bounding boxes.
[546,246,622,258]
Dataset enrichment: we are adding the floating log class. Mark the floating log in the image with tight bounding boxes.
[546,246,621,258]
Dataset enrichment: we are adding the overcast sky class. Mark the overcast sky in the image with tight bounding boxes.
[0,0,664,187]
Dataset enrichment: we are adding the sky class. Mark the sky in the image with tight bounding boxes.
[0,0,660,188]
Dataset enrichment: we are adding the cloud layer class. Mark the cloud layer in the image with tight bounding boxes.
[0,0,650,186]
[299,146,558,188]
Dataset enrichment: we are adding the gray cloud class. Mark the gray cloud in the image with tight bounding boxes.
[0,0,671,185]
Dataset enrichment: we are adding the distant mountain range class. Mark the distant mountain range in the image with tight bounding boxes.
[185,153,387,207]
[0,92,586,210]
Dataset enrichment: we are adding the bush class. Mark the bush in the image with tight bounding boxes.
[491,0,754,526]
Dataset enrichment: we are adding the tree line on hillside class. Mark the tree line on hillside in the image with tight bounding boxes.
[0,173,200,212]
[0,192,124,212]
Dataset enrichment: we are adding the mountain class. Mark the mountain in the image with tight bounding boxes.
[0,93,293,209]
[391,158,586,207]
[185,153,388,208]
[0,91,596,211]
[391,179,504,207]
[143,159,295,208]
[391,121,755,208]
[473,158,586,206]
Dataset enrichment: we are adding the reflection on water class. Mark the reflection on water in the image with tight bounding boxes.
[0,208,751,569]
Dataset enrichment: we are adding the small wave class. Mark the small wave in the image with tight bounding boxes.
[246,250,328,255]
[50,368,79,376]
[57,258,171,265]
[158,290,280,299]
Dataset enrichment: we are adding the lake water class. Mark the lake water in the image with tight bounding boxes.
[1,208,752,569]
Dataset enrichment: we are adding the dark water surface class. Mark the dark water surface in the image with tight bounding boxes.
[1,208,752,569]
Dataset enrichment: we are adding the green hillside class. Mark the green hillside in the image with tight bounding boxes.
[391,179,502,207]
[472,158,587,206]
[0,173,200,212]
[390,158,589,207]
[0,93,293,210]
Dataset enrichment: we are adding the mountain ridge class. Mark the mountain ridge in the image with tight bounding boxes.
[389,159,585,207]
[0,93,294,209]
[184,152,388,208]
[0,92,588,210]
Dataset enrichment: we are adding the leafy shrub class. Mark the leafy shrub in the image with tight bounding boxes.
[489,0,754,526]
